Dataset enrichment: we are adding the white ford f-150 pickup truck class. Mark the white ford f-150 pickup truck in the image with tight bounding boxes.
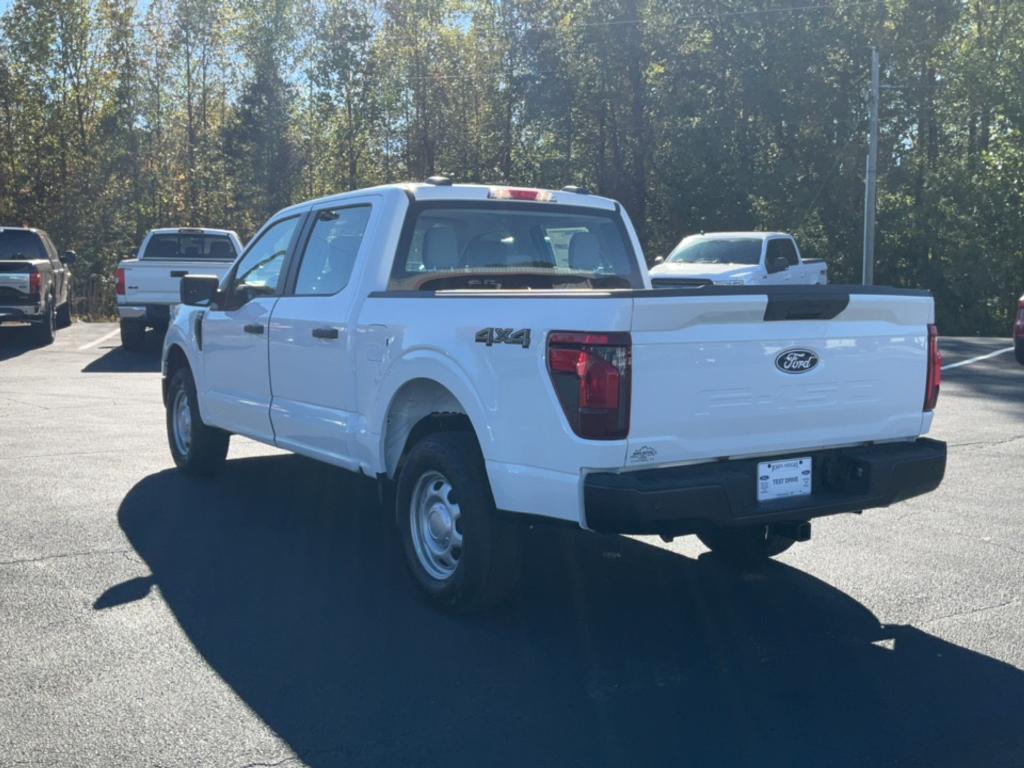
[116,227,242,349]
[650,231,828,287]
[162,181,945,612]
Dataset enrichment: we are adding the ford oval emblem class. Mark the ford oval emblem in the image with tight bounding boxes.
[775,348,819,374]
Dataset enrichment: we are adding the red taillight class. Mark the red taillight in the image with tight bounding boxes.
[115,268,125,296]
[547,331,631,439]
[1014,300,1024,338]
[28,272,42,298]
[924,323,941,412]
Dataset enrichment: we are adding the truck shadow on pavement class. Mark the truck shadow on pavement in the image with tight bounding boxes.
[81,338,162,373]
[0,324,44,361]
[111,454,1024,768]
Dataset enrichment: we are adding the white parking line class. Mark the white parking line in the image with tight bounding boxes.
[942,346,1015,371]
[77,328,120,351]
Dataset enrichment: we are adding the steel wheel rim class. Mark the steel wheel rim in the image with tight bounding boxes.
[172,388,192,457]
[409,470,463,580]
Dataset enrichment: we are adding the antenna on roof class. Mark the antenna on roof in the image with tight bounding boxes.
[425,175,452,186]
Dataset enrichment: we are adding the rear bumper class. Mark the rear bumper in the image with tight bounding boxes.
[0,304,42,322]
[117,304,170,324]
[584,438,946,535]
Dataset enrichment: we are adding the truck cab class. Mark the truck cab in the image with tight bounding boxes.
[650,232,828,287]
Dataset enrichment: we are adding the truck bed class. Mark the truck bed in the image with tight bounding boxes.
[119,257,235,307]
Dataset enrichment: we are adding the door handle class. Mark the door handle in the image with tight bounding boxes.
[243,323,264,335]
[171,270,188,278]
[311,327,339,340]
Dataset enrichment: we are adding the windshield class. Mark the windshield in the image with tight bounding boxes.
[0,230,46,261]
[389,203,643,291]
[666,236,763,266]
[143,232,237,261]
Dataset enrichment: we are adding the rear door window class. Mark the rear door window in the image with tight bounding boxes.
[143,232,237,261]
[37,231,59,265]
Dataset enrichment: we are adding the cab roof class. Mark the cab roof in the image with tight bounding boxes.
[684,231,794,240]
[147,227,239,237]
[274,182,618,217]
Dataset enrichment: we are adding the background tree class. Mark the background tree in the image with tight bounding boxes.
[0,0,1021,333]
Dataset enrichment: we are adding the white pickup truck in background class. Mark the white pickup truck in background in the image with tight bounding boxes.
[116,227,241,349]
[161,181,945,613]
[650,231,828,287]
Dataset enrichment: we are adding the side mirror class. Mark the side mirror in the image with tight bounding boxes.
[180,275,220,306]
[767,255,789,274]
[61,250,77,264]
[653,255,666,265]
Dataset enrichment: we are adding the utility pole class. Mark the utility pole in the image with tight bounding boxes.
[862,48,880,285]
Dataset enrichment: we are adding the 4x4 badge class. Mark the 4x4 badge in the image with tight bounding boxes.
[475,327,531,349]
[630,445,657,463]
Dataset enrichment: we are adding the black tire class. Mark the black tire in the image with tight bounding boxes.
[396,431,522,613]
[698,524,795,566]
[120,319,145,351]
[32,300,56,345]
[56,294,72,329]
[166,366,230,476]
[1015,339,1024,366]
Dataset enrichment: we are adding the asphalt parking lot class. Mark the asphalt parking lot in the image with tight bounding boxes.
[1,322,1022,767]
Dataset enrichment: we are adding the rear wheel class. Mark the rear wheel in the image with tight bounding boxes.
[166,367,229,475]
[32,301,56,345]
[397,431,522,613]
[120,318,145,351]
[56,293,72,329]
[698,524,795,566]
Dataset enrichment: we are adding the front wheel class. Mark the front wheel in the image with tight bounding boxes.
[166,367,229,475]
[396,431,522,613]
[698,524,795,566]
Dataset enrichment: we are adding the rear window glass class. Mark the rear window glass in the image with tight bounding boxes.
[0,230,46,261]
[388,203,643,291]
[143,233,237,261]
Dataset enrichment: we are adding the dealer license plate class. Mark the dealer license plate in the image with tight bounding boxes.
[757,457,812,502]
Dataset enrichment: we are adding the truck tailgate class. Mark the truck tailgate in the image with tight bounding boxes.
[0,262,32,302]
[122,259,233,305]
[626,287,932,467]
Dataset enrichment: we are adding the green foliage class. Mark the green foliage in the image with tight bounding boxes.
[0,0,1022,333]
